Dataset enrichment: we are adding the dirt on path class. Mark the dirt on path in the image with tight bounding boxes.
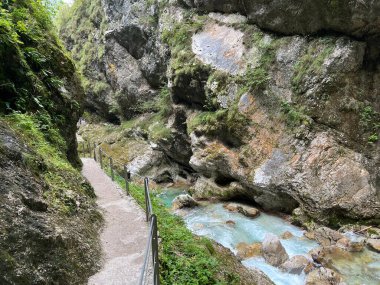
[82,158,148,285]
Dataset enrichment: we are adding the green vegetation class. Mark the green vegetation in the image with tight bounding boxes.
[0,0,78,114]
[187,108,249,146]
[280,102,312,127]
[292,38,335,93]
[162,14,211,94]
[359,105,380,143]
[238,31,278,92]
[1,113,102,284]
[106,170,241,285]
[56,0,111,101]
[0,0,83,165]
[3,113,94,214]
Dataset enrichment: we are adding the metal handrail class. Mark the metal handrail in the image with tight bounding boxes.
[79,140,160,285]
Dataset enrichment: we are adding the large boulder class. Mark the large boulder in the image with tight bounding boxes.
[172,194,198,210]
[280,255,310,275]
[312,227,345,246]
[309,246,352,267]
[305,267,343,285]
[224,203,260,218]
[261,234,289,267]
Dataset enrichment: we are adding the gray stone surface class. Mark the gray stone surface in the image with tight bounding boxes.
[182,0,380,38]
[261,234,289,267]
[192,24,246,75]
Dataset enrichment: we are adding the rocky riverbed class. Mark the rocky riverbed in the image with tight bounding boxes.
[158,189,380,285]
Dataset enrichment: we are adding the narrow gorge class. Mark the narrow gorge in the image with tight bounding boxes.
[1,0,379,284]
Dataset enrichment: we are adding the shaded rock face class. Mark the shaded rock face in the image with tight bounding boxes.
[181,0,380,39]
[0,126,101,284]
[261,234,289,267]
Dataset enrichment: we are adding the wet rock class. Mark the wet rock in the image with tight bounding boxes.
[236,242,262,260]
[313,227,345,246]
[172,194,198,210]
[224,203,260,218]
[225,220,236,226]
[190,176,246,201]
[309,246,352,267]
[305,267,343,285]
[262,234,289,267]
[367,239,380,253]
[303,262,316,274]
[280,255,310,274]
[280,231,293,240]
[336,237,364,252]
[347,241,364,252]
[291,207,310,227]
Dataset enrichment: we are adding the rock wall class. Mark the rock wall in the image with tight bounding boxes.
[0,1,102,283]
[61,0,380,226]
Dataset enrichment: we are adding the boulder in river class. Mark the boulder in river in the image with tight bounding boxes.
[305,267,343,285]
[261,234,289,267]
[336,237,364,252]
[236,242,262,260]
[280,231,294,239]
[172,194,198,210]
[312,227,345,246]
[309,246,352,267]
[223,203,260,218]
[280,255,310,274]
[367,238,380,253]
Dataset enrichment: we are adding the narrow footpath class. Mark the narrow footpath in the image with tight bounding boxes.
[81,158,148,285]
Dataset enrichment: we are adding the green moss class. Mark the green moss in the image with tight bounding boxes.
[188,107,249,146]
[237,31,279,93]
[292,38,335,93]
[56,0,111,99]
[280,102,312,127]
[3,113,90,215]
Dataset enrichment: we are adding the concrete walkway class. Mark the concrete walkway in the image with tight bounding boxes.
[82,158,148,285]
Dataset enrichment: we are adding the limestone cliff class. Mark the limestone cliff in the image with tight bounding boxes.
[0,1,101,283]
[60,0,380,226]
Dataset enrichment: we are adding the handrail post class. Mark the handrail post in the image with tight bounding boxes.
[144,177,149,222]
[124,165,130,195]
[99,148,103,169]
[151,215,160,285]
[93,142,97,161]
[110,157,114,181]
[87,140,91,157]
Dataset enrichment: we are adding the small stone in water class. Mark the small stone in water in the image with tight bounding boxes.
[280,231,293,239]
[226,220,236,226]
[236,242,262,260]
